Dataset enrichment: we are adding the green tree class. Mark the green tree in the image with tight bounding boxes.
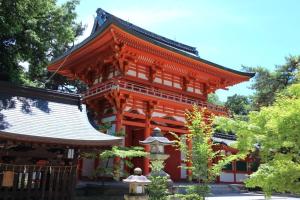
[244,55,300,110]
[225,94,251,116]
[84,146,148,183]
[0,0,84,90]
[172,107,233,199]
[216,83,300,197]
[147,160,168,200]
[207,93,224,106]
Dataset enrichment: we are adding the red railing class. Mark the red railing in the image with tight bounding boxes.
[83,80,228,114]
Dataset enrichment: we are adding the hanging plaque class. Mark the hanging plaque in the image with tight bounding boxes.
[2,171,14,187]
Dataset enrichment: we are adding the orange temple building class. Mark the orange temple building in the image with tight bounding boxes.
[48,8,255,183]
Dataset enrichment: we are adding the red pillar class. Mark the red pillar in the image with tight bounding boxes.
[143,118,151,175]
[113,111,122,179]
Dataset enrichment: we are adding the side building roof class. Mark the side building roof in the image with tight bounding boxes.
[0,81,121,147]
[212,132,237,146]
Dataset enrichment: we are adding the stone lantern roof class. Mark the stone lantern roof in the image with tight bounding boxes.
[123,168,151,184]
[139,127,174,145]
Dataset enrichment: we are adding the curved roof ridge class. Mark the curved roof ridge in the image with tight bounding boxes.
[93,8,199,56]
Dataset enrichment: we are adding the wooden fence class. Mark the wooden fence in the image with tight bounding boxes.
[0,163,77,200]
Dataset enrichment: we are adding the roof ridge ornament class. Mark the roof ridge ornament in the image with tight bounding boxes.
[95,8,107,27]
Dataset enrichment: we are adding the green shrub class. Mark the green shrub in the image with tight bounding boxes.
[168,193,203,200]
[147,175,168,200]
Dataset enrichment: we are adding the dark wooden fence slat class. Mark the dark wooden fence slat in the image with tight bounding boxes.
[61,167,68,200]
[0,165,76,200]
[26,166,33,200]
[20,166,26,192]
[64,168,71,200]
[53,168,61,200]
[12,167,19,200]
[33,167,42,200]
[41,166,48,200]
[70,167,76,200]
[48,167,55,200]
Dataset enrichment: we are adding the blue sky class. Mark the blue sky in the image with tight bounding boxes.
[62,0,300,101]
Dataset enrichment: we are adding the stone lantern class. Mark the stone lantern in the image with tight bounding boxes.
[140,127,174,185]
[140,127,174,160]
[123,168,151,200]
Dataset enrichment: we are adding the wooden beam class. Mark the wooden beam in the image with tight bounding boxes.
[151,117,184,126]
[150,125,188,134]
[124,112,146,120]
[123,120,146,128]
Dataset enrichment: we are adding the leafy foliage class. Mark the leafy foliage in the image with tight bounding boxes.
[169,193,203,200]
[207,93,224,106]
[225,94,251,116]
[147,161,168,200]
[172,106,233,199]
[0,0,85,91]
[99,146,147,160]
[84,146,148,181]
[244,55,300,110]
[215,83,300,196]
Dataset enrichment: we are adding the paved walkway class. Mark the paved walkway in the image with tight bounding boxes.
[77,181,300,200]
[207,184,299,200]
[207,194,299,200]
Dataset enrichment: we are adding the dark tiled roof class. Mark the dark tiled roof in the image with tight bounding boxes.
[0,82,121,147]
[50,8,255,78]
[92,8,199,55]
[213,132,236,140]
[212,132,236,146]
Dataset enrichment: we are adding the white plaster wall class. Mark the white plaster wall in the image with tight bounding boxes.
[174,83,181,89]
[174,116,185,122]
[152,112,165,117]
[181,163,187,179]
[127,70,136,76]
[138,73,148,80]
[220,172,234,182]
[154,78,162,84]
[137,109,145,115]
[124,106,131,111]
[236,173,248,182]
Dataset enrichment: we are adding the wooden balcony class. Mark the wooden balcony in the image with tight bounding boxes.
[84,80,228,115]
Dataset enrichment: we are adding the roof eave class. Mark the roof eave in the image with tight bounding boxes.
[0,131,122,148]
[49,19,255,79]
